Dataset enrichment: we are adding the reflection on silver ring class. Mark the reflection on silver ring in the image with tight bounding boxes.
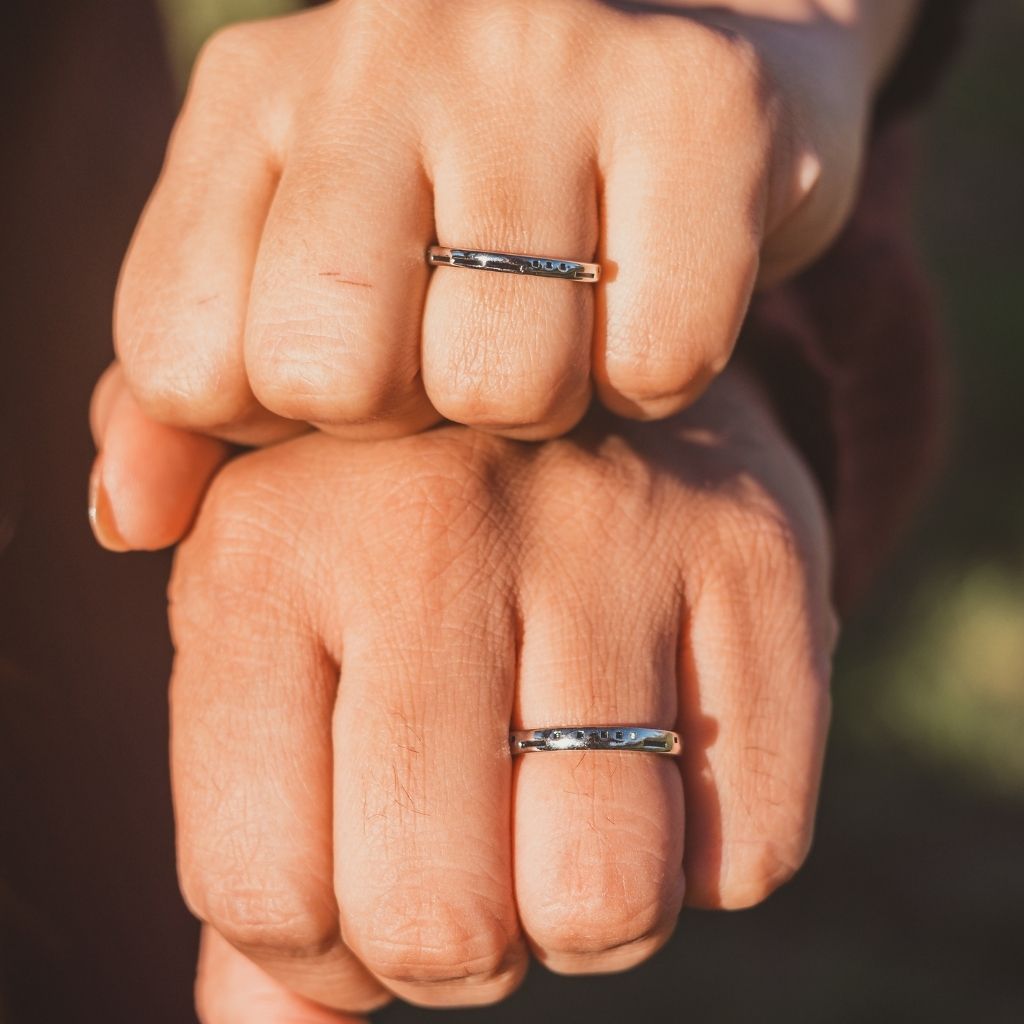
[509,727,681,756]
[428,245,600,283]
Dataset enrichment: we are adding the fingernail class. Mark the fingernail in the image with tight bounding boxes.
[88,455,130,552]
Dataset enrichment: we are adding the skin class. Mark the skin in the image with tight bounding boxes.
[106,0,920,463]
[91,367,837,1017]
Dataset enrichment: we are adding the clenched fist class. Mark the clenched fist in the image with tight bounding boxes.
[112,0,917,449]
[167,368,836,1017]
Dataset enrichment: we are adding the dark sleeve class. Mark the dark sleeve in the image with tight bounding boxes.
[739,1,975,610]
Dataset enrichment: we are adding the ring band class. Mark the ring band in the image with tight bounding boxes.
[428,246,600,283]
[509,727,681,756]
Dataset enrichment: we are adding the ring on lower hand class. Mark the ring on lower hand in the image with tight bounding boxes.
[509,727,681,756]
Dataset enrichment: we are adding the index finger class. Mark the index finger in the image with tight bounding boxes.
[169,496,387,1012]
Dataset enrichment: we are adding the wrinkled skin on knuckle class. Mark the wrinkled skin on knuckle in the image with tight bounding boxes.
[429,295,590,432]
[710,694,829,908]
[120,347,245,430]
[690,451,827,585]
[692,482,832,703]
[436,373,576,433]
[112,278,210,423]
[716,452,835,634]
[529,854,679,961]
[311,0,441,108]
[195,880,339,963]
[716,832,814,910]
[532,911,672,968]
[187,20,284,114]
[168,452,318,644]
[522,755,684,962]
[361,433,512,551]
[602,334,718,410]
[520,431,678,559]
[435,0,594,92]
[351,888,517,987]
[247,326,407,426]
[243,431,515,640]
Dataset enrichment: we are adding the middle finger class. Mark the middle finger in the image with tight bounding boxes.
[514,535,686,974]
[332,500,526,1007]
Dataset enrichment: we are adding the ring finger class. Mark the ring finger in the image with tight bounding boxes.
[422,133,598,439]
[513,558,686,974]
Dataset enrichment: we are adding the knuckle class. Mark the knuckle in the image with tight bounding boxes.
[190,22,268,97]
[372,442,502,561]
[174,461,263,572]
[434,371,579,432]
[115,279,246,430]
[194,880,338,961]
[122,351,245,431]
[180,21,285,146]
[525,827,682,963]
[684,22,770,113]
[529,889,673,961]
[628,19,765,123]
[521,434,666,554]
[718,836,809,910]
[600,297,735,406]
[603,343,714,409]
[247,320,409,425]
[168,458,302,636]
[703,487,804,580]
[447,1,584,82]
[355,890,515,986]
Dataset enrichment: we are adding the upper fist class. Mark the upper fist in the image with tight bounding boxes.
[115,0,867,444]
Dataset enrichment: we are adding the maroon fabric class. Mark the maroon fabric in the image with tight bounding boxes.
[739,1,973,609]
[742,120,946,610]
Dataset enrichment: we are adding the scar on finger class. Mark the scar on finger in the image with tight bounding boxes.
[318,271,373,289]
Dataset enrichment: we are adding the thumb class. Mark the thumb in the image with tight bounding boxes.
[196,926,369,1024]
[88,362,231,551]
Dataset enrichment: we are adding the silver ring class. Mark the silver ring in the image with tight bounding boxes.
[428,245,600,283]
[509,727,681,756]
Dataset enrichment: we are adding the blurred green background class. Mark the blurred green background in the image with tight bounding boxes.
[159,2,1024,1020]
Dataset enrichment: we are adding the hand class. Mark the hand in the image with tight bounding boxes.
[167,366,836,1018]
[111,0,916,453]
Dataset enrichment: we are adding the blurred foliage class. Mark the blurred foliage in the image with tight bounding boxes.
[846,563,1024,795]
[836,0,1024,801]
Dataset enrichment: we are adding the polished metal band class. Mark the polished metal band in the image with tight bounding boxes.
[510,727,681,756]
[428,246,601,283]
